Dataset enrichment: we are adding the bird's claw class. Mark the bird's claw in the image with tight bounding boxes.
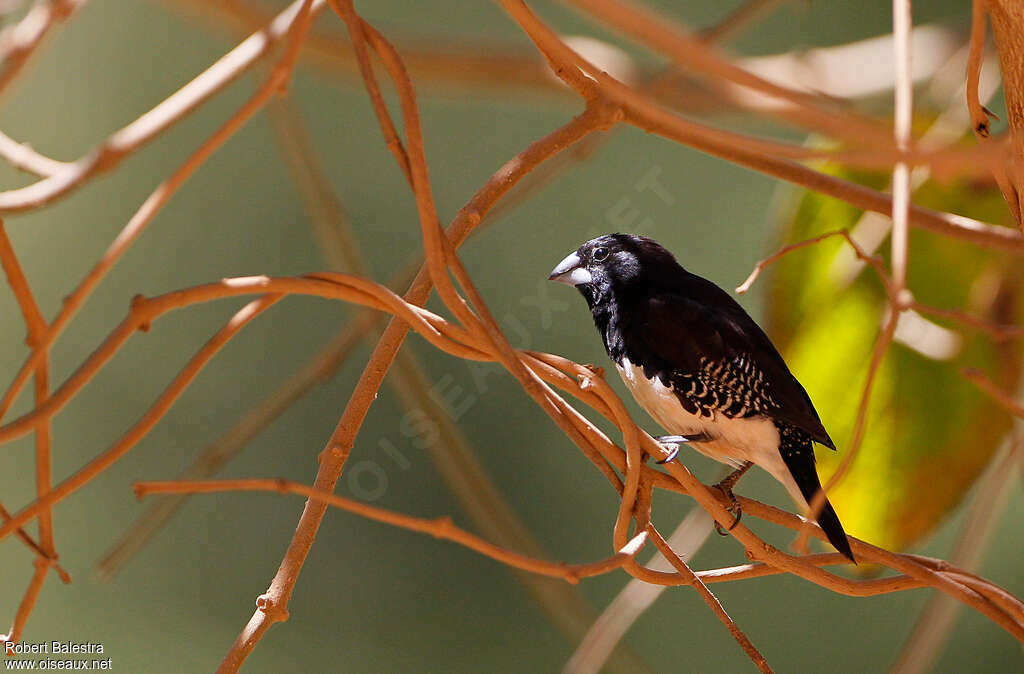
[652,433,709,464]
[713,483,743,535]
[655,445,679,464]
[711,462,752,534]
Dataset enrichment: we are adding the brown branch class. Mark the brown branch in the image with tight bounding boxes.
[0,0,88,97]
[0,220,63,644]
[802,0,912,550]
[0,0,319,427]
[496,0,1024,253]
[968,0,995,139]
[890,0,912,290]
[562,0,938,159]
[347,11,487,336]
[910,301,1024,342]
[0,261,1012,644]
[0,129,70,177]
[985,0,1024,227]
[0,0,326,214]
[646,525,773,673]
[698,0,787,43]
[134,478,648,583]
[0,500,68,582]
[504,2,925,169]
[213,8,627,671]
[0,295,282,542]
[797,311,900,553]
[566,506,716,674]
[331,6,413,186]
[0,221,47,339]
[530,357,1024,637]
[0,0,1020,663]
[564,0,859,113]
[967,1,1019,226]
[166,0,564,95]
[94,307,384,581]
[213,99,616,674]
[265,97,650,674]
[0,274,493,446]
[0,561,49,645]
[735,228,889,294]
[167,0,964,117]
[963,368,1024,418]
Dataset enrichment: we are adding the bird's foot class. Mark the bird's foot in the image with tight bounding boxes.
[711,462,753,535]
[652,433,709,464]
[712,488,742,535]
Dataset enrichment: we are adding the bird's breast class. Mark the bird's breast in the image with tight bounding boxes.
[615,356,782,472]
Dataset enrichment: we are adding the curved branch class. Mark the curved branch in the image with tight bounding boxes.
[0,0,326,214]
[135,478,649,583]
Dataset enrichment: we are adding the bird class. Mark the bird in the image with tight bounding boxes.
[548,233,854,562]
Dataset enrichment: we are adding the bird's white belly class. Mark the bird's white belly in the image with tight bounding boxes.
[616,357,802,503]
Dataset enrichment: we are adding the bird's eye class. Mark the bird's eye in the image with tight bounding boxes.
[592,247,609,262]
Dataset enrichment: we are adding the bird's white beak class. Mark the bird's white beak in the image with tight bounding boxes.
[548,251,593,286]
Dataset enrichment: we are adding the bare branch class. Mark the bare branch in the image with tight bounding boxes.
[0,0,327,214]
[135,478,649,583]
[0,0,88,97]
[963,368,1024,418]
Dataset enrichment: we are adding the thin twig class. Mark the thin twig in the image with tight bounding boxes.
[797,311,900,552]
[965,0,1019,226]
[496,0,1024,253]
[537,358,1024,637]
[963,368,1024,418]
[984,0,1024,228]
[646,525,773,673]
[94,307,384,580]
[265,96,650,673]
[134,478,648,583]
[891,0,913,290]
[214,86,616,674]
[0,0,320,426]
[0,0,89,97]
[564,0,896,149]
[0,295,282,541]
[0,264,1013,639]
[0,0,327,214]
[0,0,1020,664]
[0,129,69,177]
[967,0,994,139]
[566,507,715,674]
[699,0,787,43]
[735,228,889,294]
[0,219,62,644]
[910,301,1024,342]
[798,0,915,548]
[168,0,964,113]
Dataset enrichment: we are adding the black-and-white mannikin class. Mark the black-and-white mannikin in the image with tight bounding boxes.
[549,233,854,562]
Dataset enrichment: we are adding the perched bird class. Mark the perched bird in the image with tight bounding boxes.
[548,233,854,562]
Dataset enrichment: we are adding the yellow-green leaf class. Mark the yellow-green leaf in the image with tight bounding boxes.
[765,165,1022,551]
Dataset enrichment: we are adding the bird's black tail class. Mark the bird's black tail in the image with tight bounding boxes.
[777,424,855,563]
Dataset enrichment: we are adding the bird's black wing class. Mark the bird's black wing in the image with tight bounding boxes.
[620,288,835,449]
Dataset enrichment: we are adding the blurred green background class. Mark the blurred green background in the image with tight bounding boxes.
[0,0,1020,671]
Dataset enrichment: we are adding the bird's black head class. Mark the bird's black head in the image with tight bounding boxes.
[547,233,683,308]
